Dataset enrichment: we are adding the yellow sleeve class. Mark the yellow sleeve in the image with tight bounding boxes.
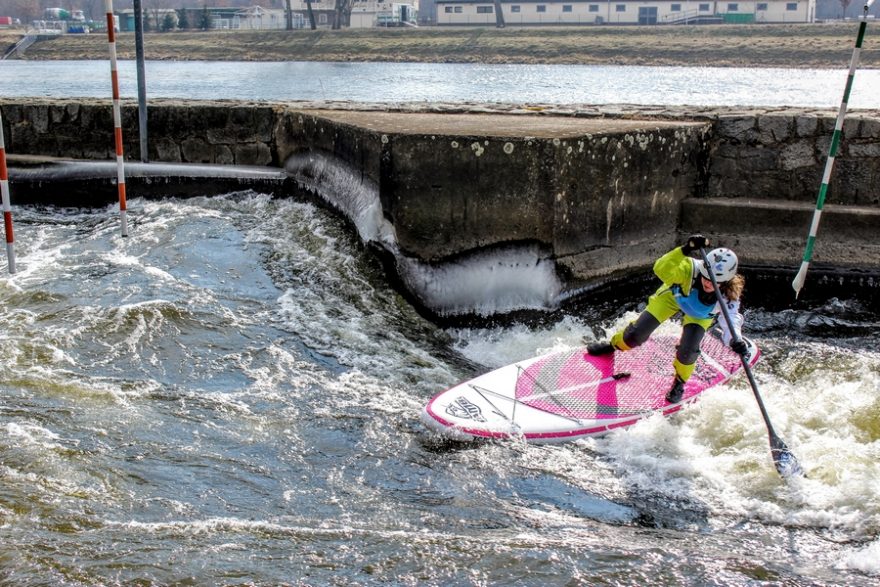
[653,247,695,290]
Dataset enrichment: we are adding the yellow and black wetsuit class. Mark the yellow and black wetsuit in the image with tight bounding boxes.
[608,246,727,383]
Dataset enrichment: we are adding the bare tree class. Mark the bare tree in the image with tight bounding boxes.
[332,0,353,30]
[149,0,177,32]
[839,0,853,17]
[305,0,317,30]
[493,0,505,27]
[3,0,42,23]
[78,0,103,22]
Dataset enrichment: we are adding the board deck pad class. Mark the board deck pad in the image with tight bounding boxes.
[422,334,759,444]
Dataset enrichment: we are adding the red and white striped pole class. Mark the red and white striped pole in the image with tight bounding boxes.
[105,0,128,237]
[0,110,16,274]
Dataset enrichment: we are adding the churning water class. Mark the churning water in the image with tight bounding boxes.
[1,192,878,585]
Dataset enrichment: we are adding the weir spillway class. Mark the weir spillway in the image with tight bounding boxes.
[2,99,879,317]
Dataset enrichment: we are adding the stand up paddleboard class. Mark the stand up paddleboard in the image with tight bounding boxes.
[422,334,759,444]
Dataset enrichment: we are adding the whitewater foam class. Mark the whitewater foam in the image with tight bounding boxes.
[285,151,563,316]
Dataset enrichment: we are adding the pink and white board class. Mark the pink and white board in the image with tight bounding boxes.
[422,334,760,444]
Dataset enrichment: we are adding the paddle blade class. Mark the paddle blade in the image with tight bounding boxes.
[792,262,809,299]
[770,435,804,478]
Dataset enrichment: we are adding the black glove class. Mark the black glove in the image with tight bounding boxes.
[681,234,709,255]
[730,339,748,355]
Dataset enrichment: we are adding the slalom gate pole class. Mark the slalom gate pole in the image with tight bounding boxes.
[105,0,129,237]
[0,110,16,274]
[792,0,875,298]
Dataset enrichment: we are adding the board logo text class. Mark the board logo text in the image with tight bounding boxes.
[447,397,486,422]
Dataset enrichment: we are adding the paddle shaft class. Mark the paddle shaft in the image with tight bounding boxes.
[699,249,782,441]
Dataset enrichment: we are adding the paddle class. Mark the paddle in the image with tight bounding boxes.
[700,248,804,478]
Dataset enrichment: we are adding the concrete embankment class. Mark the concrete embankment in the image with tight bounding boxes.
[2,98,878,315]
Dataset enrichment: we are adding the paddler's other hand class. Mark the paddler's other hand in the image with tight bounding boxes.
[730,339,748,355]
[682,234,709,255]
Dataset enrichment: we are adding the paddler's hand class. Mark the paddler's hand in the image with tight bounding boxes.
[682,234,709,255]
[730,339,748,355]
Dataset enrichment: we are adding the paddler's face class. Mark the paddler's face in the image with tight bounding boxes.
[700,276,715,292]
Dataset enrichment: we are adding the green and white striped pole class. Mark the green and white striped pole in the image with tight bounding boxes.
[792,0,874,298]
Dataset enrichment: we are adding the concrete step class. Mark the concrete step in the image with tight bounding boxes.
[681,197,880,270]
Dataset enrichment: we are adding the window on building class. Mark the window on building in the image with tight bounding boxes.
[477,5,493,13]
[444,6,452,12]
[511,5,521,12]
[563,4,573,11]
[454,6,463,13]
[757,2,768,9]
[319,13,328,23]
[616,4,625,11]
[671,3,681,10]
[589,4,599,11]
[537,4,546,12]
[699,3,710,10]
[786,2,798,9]
[727,3,738,11]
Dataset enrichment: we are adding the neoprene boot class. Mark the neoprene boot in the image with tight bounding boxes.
[665,376,686,404]
[587,342,615,356]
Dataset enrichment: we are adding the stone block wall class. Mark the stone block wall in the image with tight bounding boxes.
[0,98,281,166]
[708,111,880,206]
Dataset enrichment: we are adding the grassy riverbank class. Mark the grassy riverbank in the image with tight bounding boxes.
[2,24,878,68]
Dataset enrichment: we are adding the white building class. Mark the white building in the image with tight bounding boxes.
[230,2,418,30]
[233,6,291,29]
[435,0,815,25]
[352,1,419,27]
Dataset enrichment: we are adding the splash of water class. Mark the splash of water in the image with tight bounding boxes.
[286,151,563,317]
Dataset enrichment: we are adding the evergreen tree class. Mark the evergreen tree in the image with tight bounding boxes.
[198,4,212,30]
[176,9,189,30]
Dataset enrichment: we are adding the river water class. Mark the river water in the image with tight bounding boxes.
[1,193,878,585]
[2,60,880,107]
[1,60,880,585]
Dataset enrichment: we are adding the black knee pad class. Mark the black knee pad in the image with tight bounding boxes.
[623,312,662,348]
[676,323,707,365]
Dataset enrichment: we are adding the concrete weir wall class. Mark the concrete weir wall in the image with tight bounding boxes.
[2,98,879,311]
[280,109,712,287]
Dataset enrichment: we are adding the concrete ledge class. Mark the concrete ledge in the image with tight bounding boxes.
[298,109,704,138]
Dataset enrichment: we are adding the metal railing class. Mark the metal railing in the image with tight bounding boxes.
[661,9,708,24]
[2,33,37,60]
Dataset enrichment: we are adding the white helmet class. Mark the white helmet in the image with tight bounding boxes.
[699,248,738,283]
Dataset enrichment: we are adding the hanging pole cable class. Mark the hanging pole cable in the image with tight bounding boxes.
[0,110,16,274]
[133,0,148,162]
[104,0,129,237]
[792,0,874,297]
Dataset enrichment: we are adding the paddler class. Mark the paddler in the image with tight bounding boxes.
[587,234,748,404]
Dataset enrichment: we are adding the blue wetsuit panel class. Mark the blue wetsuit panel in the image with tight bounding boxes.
[671,284,715,319]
